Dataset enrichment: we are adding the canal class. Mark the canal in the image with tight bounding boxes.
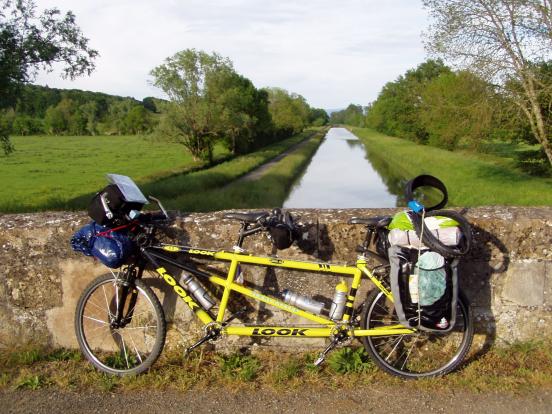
[283,127,398,208]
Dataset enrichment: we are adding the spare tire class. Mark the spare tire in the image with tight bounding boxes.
[410,209,472,258]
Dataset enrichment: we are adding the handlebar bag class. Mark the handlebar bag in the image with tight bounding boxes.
[88,184,145,227]
[389,245,458,332]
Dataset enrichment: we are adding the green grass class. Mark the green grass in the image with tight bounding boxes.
[1,340,551,393]
[0,131,320,213]
[0,135,230,213]
[351,127,552,206]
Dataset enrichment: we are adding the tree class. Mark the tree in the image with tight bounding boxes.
[309,108,329,126]
[124,105,153,135]
[423,0,552,166]
[365,60,451,142]
[265,87,310,137]
[142,97,157,113]
[216,74,263,154]
[330,104,364,126]
[43,105,65,134]
[79,101,98,135]
[151,49,238,161]
[0,0,97,153]
[420,71,496,150]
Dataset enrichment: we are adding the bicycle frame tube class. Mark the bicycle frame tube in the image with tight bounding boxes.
[143,245,414,337]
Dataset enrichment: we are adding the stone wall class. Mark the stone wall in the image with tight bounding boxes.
[0,207,551,352]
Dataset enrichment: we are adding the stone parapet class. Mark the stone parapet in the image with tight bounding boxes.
[0,207,551,351]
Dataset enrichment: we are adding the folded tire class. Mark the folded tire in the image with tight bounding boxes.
[410,209,472,258]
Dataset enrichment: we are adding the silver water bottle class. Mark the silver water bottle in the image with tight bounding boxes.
[282,289,325,315]
[180,272,216,310]
[328,280,348,320]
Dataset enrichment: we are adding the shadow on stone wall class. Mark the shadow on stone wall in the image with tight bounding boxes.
[461,224,510,362]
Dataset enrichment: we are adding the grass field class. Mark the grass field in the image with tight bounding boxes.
[0,132,319,213]
[351,127,552,206]
[0,135,231,213]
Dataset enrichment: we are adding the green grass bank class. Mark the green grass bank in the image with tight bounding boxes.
[163,129,325,211]
[351,127,552,206]
[0,130,322,213]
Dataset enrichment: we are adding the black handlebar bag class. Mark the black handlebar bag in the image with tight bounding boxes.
[88,174,149,227]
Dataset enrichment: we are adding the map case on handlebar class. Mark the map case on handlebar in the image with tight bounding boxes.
[106,174,149,205]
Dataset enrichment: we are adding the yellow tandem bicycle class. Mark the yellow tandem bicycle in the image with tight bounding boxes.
[74,203,473,379]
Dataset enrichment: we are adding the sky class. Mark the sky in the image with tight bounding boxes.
[34,0,430,110]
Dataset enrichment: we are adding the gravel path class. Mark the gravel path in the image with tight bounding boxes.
[2,386,551,414]
[232,135,316,184]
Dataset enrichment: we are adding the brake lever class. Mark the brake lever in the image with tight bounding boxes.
[148,196,169,220]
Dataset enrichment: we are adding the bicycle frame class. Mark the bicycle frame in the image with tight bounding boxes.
[141,243,415,338]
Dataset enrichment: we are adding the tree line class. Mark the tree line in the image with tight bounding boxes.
[151,49,328,161]
[332,0,552,176]
[1,1,328,160]
[0,85,158,136]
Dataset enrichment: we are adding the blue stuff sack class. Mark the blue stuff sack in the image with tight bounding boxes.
[71,222,134,268]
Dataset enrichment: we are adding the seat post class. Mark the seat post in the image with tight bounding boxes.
[236,222,249,248]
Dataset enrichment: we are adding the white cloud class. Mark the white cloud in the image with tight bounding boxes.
[34,0,429,108]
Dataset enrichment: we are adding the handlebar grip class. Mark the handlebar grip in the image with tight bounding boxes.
[136,211,170,224]
[100,193,114,219]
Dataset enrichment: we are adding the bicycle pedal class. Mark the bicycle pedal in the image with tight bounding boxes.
[184,332,215,355]
[313,338,339,367]
[313,355,325,367]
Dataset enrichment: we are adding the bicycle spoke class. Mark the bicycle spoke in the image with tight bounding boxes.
[129,334,143,364]
[101,284,114,320]
[384,335,405,362]
[363,290,473,378]
[83,315,109,325]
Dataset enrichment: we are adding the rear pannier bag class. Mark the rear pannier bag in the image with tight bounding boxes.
[389,245,458,332]
[71,222,134,268]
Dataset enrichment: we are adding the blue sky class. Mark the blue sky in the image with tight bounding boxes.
[35,0,429,109]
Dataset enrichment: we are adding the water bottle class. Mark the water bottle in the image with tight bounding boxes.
[180,272,216,310]
[282,290,324,315]
[328,280,348,320]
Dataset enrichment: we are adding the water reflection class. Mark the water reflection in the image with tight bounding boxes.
[283,128,398,208]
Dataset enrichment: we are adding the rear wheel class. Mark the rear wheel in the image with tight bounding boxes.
[360,288,473,379]
[75,273,166,375]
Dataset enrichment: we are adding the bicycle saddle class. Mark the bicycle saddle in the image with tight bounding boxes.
[223,211,270,223]
[348,216,391,229]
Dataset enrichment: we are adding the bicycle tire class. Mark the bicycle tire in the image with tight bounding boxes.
[360,288,473,379]
[411,209,472,258]
[74,273,166,375]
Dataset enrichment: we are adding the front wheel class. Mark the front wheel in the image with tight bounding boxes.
[75,273,166,375]
[360,288,473,379]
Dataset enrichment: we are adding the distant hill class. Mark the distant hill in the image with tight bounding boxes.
[5,84,165,136]
[325,108,344,116]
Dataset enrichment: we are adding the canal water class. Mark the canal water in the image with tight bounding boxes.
[283,127,398,208]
